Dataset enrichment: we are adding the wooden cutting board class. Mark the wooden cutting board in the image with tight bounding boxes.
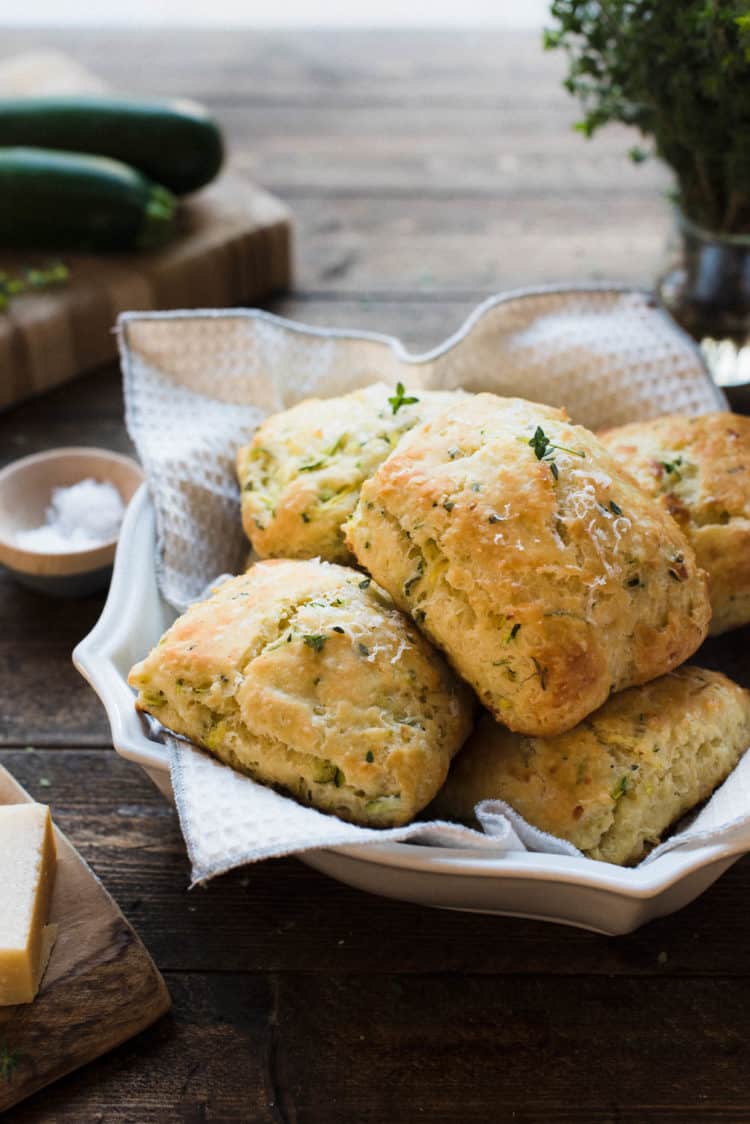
[0,765,171,1113]
[0,51,293,411]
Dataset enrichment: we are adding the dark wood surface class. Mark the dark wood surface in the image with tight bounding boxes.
[1,26,749,1124]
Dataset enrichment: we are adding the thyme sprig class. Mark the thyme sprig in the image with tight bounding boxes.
[388,382,419,415]
[0,262,68,312]
[528,425,585,479]
[544,2,750,232]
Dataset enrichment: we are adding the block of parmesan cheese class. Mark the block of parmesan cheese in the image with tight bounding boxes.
[0,804,57,1005]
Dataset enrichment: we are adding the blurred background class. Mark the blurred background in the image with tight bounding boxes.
[4,1,550,26]
[0,1,671,357]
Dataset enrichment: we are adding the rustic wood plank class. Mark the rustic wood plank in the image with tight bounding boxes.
[3,748,750,981]
[286,193,669,291]
[220,108,670,197]
[0,175,292,411]
[0,29,581,105]
[0,767,170,1113]
[4,968,750,1122]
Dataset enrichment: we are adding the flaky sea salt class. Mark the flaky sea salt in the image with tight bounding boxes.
[16,479,125,554]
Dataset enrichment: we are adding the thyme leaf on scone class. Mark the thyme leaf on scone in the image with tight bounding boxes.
[528,425,586,462]
[303,633,327,651]
[388,382,419,415]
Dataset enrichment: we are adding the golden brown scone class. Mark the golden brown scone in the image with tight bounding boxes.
[599,412,750,635]
[434,667,750,865]
[345,394,711,738]
[128,559,474,827]
[236,382,463,565]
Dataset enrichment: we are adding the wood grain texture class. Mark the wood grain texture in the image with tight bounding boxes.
[0,176,292,411]
[0,767,170,1113]
[3,971,750,1123]
[0,25,748,1124]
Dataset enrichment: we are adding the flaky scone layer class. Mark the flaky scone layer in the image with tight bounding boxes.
[600,412,750,635]
[345,394,711,737]
[236,382,463,564]
[128,559,474,827]
[433,667,750,865]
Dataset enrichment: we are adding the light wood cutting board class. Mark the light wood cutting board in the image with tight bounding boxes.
[0,765,171,1113]
[0,51,293,411]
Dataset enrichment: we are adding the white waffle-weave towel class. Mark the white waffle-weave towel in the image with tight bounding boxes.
[118,287,750,884]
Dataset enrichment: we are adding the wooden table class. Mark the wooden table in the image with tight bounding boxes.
[1,27,749,1123]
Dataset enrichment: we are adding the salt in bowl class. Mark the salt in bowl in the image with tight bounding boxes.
[0,447,144,596]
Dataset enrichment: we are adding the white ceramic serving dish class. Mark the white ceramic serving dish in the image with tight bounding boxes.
[74,484,750,935]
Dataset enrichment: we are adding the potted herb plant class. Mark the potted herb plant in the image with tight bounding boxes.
[544,1,750,358]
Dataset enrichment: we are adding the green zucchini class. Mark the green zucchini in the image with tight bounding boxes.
[0,147,176,252]
[0,96,223,196]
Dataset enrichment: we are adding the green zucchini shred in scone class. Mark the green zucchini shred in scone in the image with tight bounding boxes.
[128,559,474,827]
[235,382,463,564]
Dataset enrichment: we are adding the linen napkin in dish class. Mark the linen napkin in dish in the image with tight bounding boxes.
[167,735,524,885]
[168,731,750,884]
[119,286,725,611]
[118,285,744,881]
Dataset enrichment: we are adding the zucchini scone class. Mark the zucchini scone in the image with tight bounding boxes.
[434,667,750,865]
[236,382,462,564]
[128,559,474,827]
[345,394,711,738]
[600,412,750,635]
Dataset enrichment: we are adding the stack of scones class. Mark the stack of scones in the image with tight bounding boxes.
[129,385,750,864]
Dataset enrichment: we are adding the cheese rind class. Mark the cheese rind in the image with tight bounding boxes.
[0,804,57,1005]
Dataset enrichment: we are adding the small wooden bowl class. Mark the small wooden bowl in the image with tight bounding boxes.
[0,447,144,596]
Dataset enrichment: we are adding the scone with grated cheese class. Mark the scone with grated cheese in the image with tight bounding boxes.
[345,394,711,738]
[128,559,474,827]
[433,666,750,866]
[599,412,750,636]
[236,382,463,564]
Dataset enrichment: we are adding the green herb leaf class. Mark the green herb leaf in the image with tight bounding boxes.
[0,262,68,314]
[611,774,630,801]
[0,1045,19,1083]
[388,382,419,415]
[365,750,374,763]
[303,634,327,652]
[528,425,584,480]
[609,500,623,516]
[545,2,750,231]
[528,426,550,461]
[299,458,326,473]
[358,577,371,590]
